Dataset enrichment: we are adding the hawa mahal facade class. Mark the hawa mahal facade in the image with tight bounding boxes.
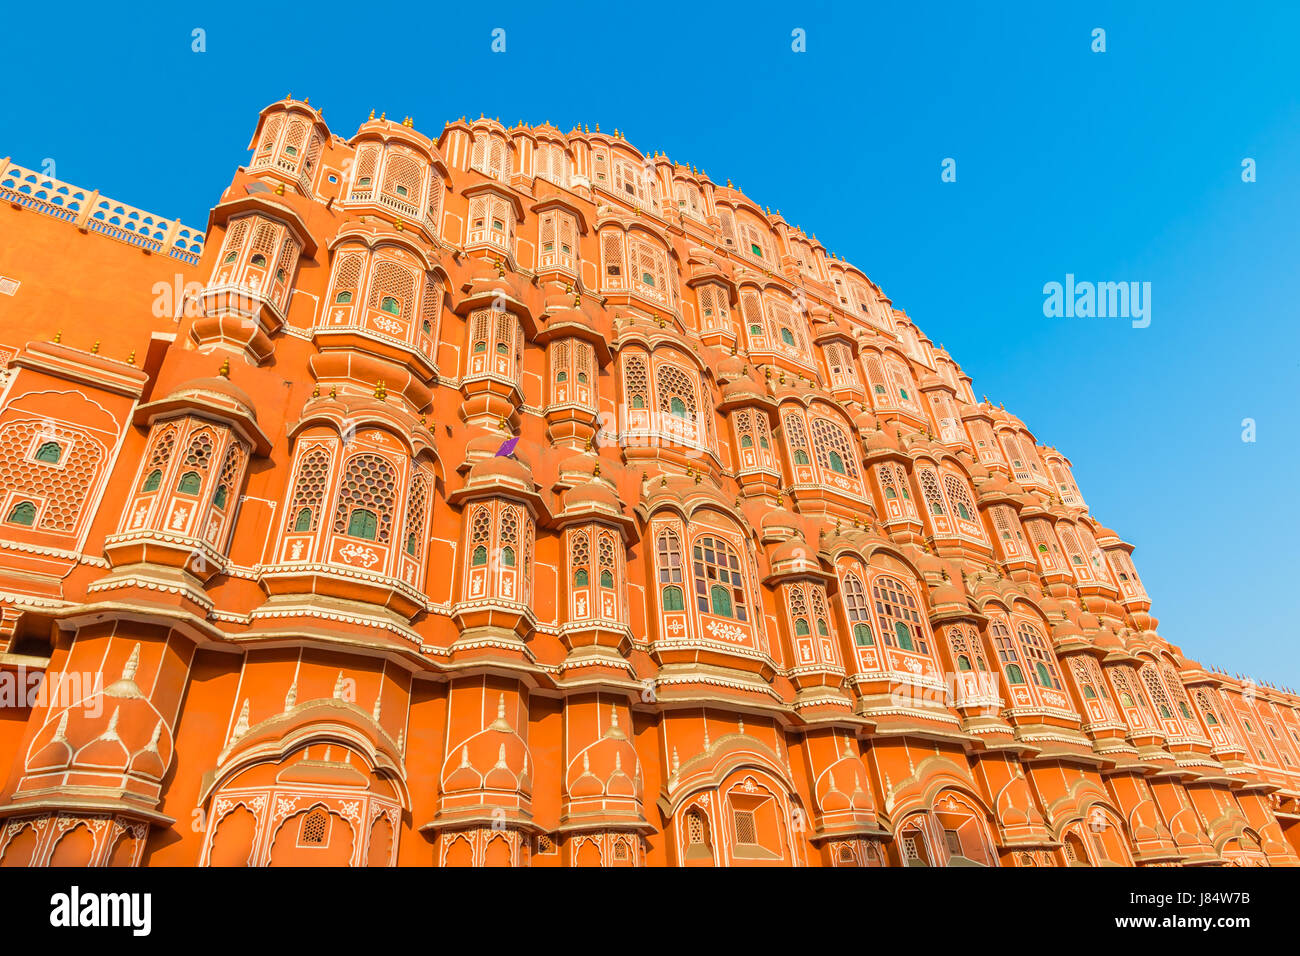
[0,98,1297,868]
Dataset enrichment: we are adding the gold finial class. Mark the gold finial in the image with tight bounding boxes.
[91,339,100,353]
[329,386,337,398]
[403,116,414,127]
[312,383,320,398]
[53,330,62,344]
[374,380,387,399]
[127,349,136,364]
[499,416,509,432]
[218,357,230,378]
[380,111,386,121]
[593,462,601,477]
[274,182,285,196]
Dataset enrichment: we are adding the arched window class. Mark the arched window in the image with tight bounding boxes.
[794,618,811,636]
[347,508,378,540]
[6,501,36,526]
[501,546,516,567]
[600,569,614,588]
[870,575,928,655]
[992,620,1025,684]
[692,534,749,622]
[656,528,686,614]
[662,585,685,611]
[332,454,397,545]
[1017,622,1061,691]
[380,296,400,315]
[810,417,859,480]
[35,441,61,464]
[141,469,163,492]
[286,447,330,538]
[177,471,202,494]
[213,485,229,509]
[299,808,328,846]
[472,545,488,566]
[574,568,589,586]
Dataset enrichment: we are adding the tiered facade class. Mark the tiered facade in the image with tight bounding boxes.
[0,101,1297,867]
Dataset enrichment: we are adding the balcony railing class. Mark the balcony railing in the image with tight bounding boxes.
[0,157,206,265]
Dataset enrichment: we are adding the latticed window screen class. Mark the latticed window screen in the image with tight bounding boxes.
[919,469,946,516]
[367,259,417,322]
[288,448,331,533]
[732,809,757,845]
[871,575,928,654]
[257,115,283,155]
[0,422,102,533]
[1160,662,1198,727]
[692,534,748,622]
[842,572,873,638]
[944,829,962,855]
[382,151,422,202]
[212,443,245,512]
[598,532,616,587]
[686,809,707,845]
[864,355,891,402]
[402,472,428,557]
[329,251,365,306]
[332,454,397,544]
[1060,529,1090,573]
[943,474,978,522]
[991,619,1021,671]
[1140,665,1175,719]
[284,119,308,154]
[783,412,812,465]
[992,506,1022,554]
[810,417,859,478]
[788,583,810,637]
[1111,665,1147,713]
[570,529,590,585]
[147,424,178,469]
[352,146,379,192]
[1018,622,1061,690]
[601,231,623,280]
[657,528,683,586]
[300,809,328,846]
[656,363,697,419]
[826,343,854,384]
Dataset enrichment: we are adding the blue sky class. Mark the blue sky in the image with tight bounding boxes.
[3,2,1297,682]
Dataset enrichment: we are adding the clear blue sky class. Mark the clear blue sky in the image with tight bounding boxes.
[3,2,1297,682]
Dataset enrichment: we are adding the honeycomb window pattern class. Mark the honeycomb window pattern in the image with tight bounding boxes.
[332,454,397,545]
[0,421,103,533]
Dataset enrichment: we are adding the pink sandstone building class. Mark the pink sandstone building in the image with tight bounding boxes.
[0,99,1296,867]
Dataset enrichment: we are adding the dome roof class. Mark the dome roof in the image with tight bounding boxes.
[164,376,258,421]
